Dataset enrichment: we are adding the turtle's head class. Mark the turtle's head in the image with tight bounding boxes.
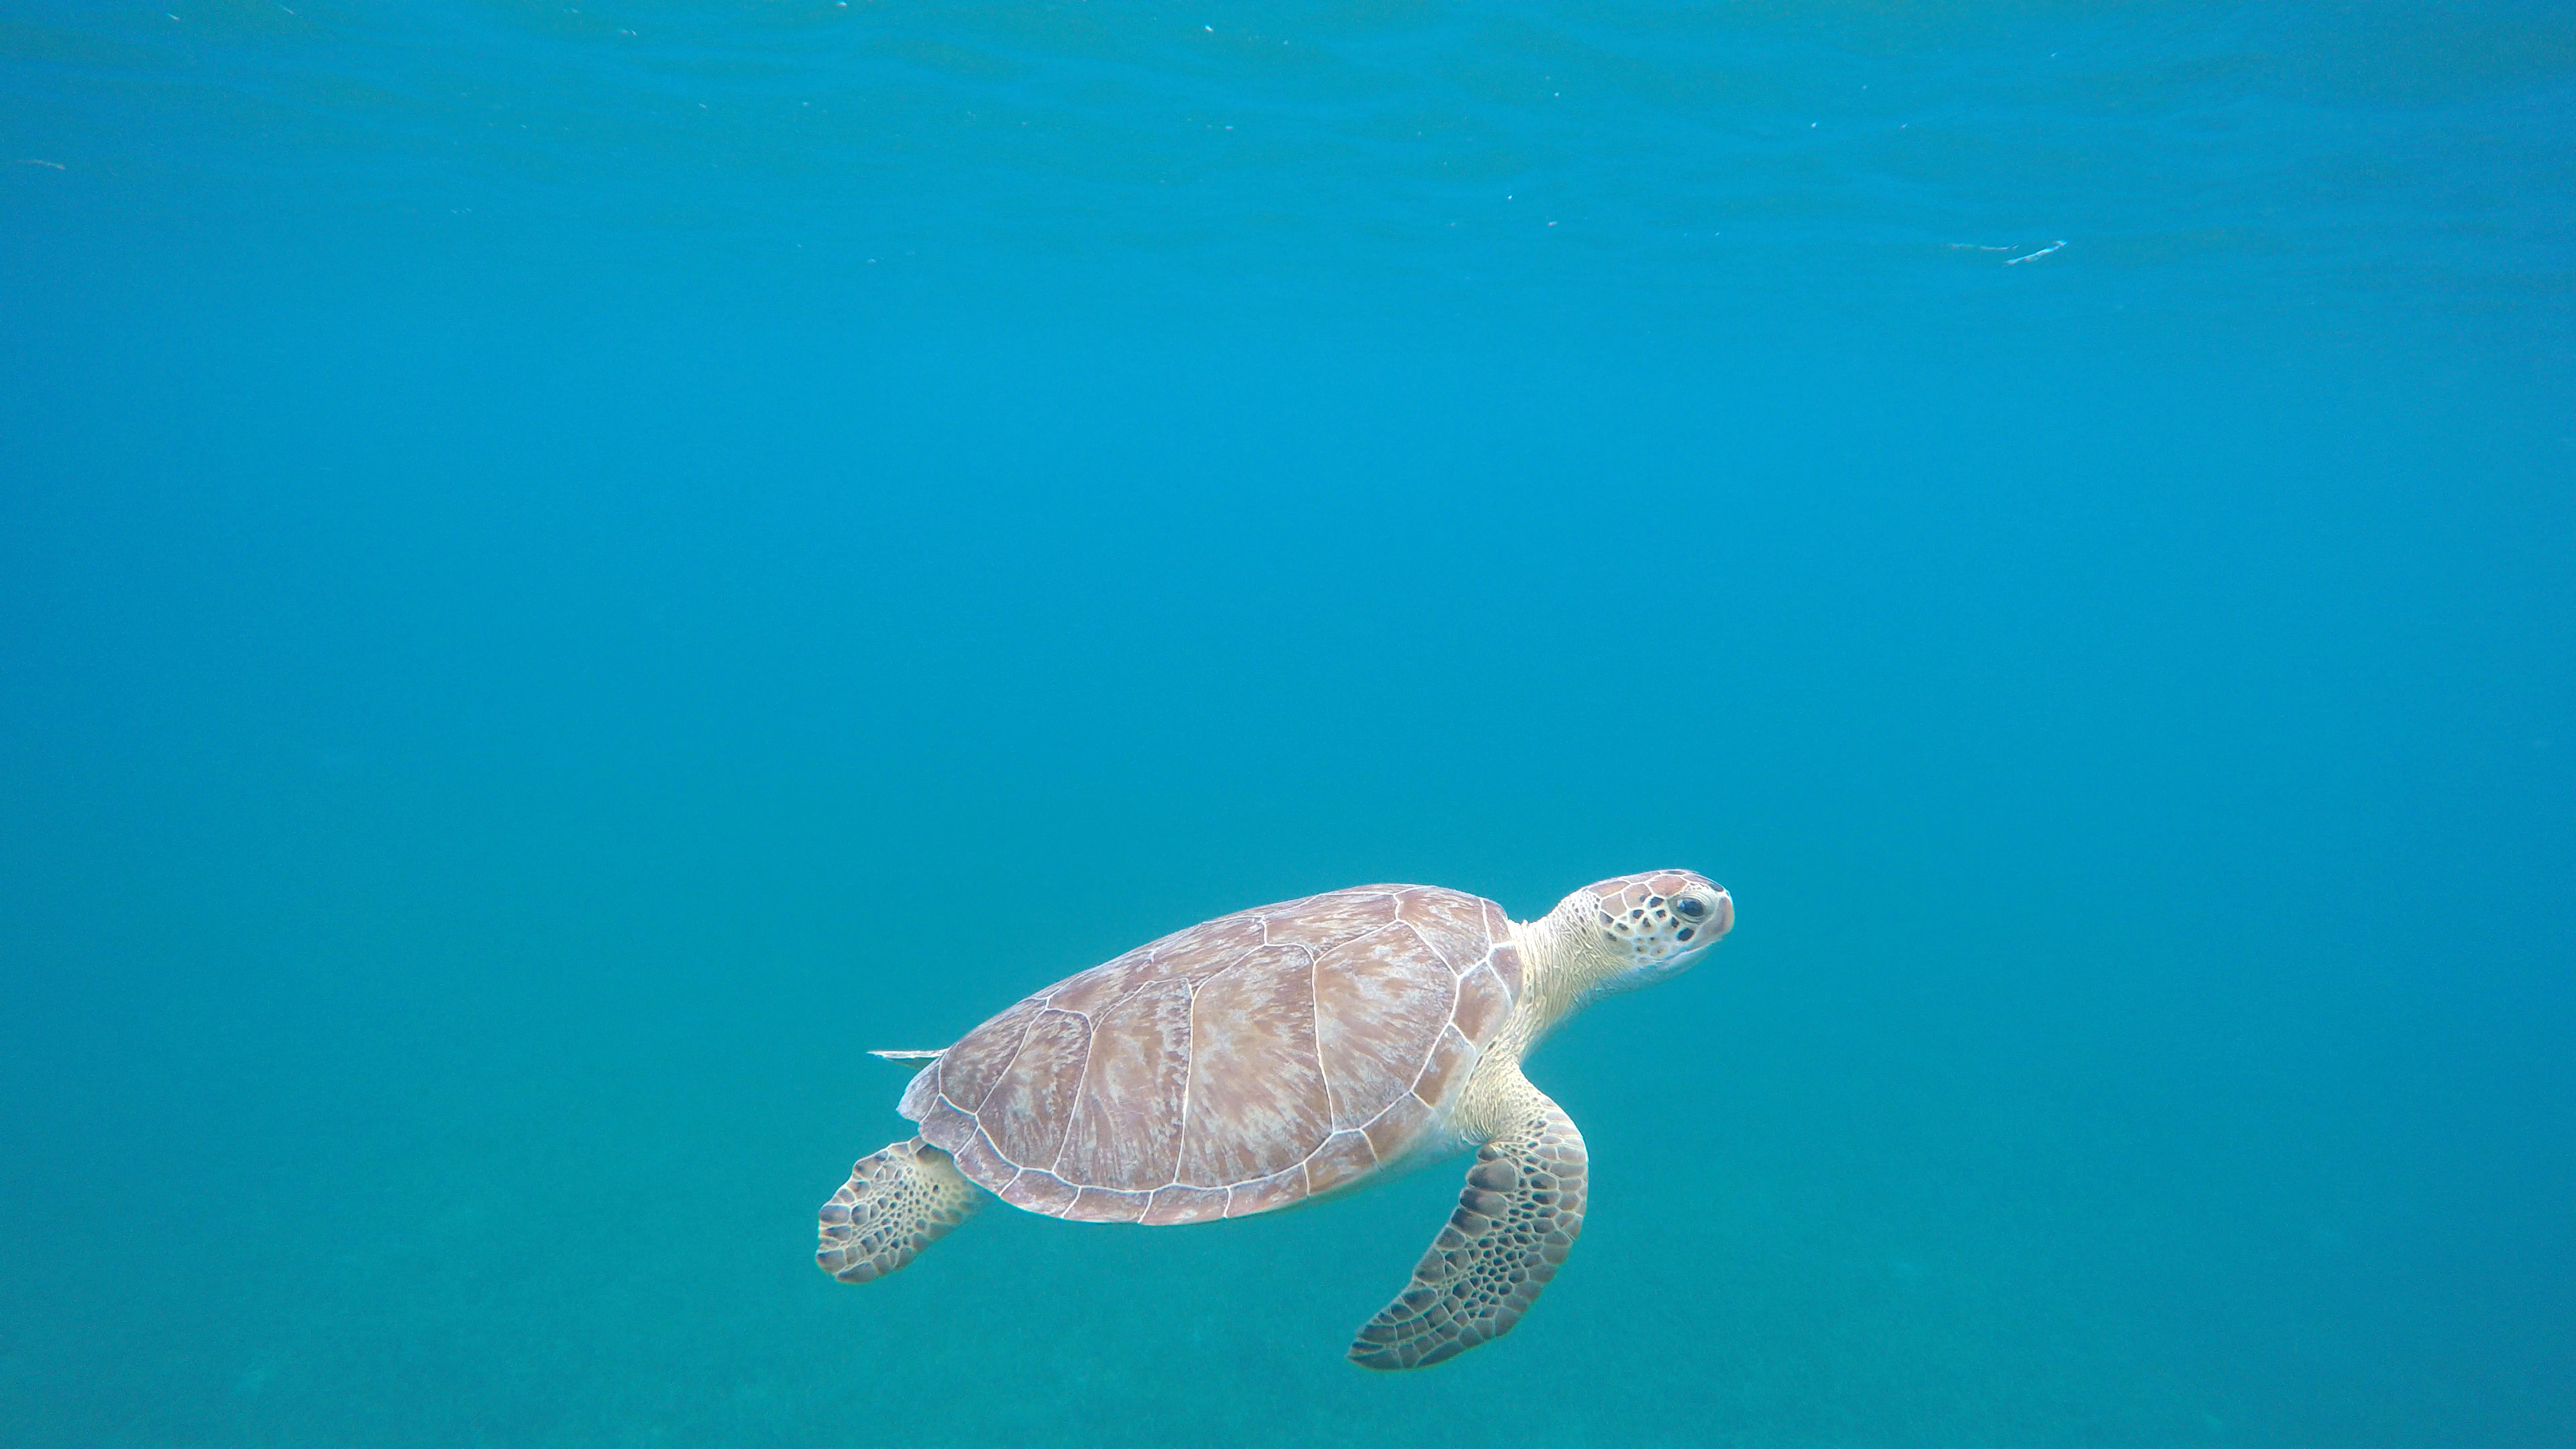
[1564,869,1732,994]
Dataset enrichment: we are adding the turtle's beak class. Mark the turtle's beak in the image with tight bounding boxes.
[1705,889,1735,942]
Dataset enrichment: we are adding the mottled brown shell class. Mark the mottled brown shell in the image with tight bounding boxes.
[898,885,1527,1225]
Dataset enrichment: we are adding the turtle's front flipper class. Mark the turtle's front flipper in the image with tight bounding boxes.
[816,1136,978,1283]
[1347,1078,1589,1370]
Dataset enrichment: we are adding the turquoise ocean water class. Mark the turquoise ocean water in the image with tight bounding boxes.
[4,2,2573,1444]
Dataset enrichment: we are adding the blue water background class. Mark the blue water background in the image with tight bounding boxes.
[5,2,2573,1444]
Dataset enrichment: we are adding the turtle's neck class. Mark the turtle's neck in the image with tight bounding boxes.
[1499,898,1627,1062]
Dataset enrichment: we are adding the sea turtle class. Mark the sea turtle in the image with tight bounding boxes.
[816,869,1733,1369]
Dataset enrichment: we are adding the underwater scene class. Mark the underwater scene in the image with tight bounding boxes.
[3,1,2571,1444]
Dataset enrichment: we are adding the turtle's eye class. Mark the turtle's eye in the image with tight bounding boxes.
[1672,896,1708,921]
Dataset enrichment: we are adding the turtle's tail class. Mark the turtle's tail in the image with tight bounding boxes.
[816,1136,977,1284]
[866,1049,944,1071]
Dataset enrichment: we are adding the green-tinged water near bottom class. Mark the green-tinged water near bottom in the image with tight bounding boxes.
[1,2,2572,1445]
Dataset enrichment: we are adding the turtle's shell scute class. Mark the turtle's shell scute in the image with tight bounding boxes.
[899,885,1522,1225]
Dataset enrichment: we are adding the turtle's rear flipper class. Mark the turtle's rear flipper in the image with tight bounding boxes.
[817,1137,978,1283]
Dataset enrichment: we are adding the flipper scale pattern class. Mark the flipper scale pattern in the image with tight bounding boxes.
[1347,1083,1587,1370]
[815,1137,977,1284]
